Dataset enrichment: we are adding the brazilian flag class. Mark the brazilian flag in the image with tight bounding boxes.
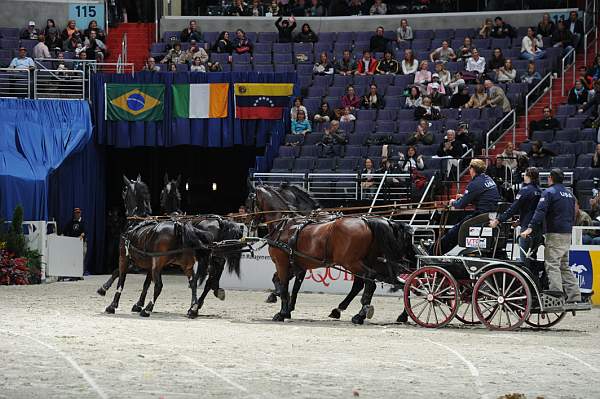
[105,84,165,121]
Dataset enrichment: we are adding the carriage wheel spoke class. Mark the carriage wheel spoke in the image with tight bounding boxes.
[432,303,439,325]
[503,305,513,327]
[498,304,503,326]
[411,298,429,311]
[505,300,525,312]
[460,303,471,320]
[410,285,429,296]
[425,303,432,324]
[503,276,516,297]
[416,299,429,319]
[504,303,523,322]
[505,295,528,302]
[435,284,454,297]
[432,274,446,295]
[502,273,507,296]
[436,301,449,320]
[483,280,500,296]
[505,285,524,298]
[492,274,501,296]
[478,299,499,304]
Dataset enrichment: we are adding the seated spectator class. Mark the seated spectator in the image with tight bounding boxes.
[455,122,474,150]
[414,60,432,88]
[295,23,318,43]
[73,50,88,71]
[348,0,366,16]
[579,81,600,114]
[291,110,311,135]
[185,40,209,63]
[143,57,161,72]
[458,37,473,60]
[579,65,594,90]
[527,140,556,167]
[408,119,434,145]
[61,20,80,42]
[206,61,223,72]
[449,85,470,108]
[568,79,589,105]
[318,120,347,157]
[520,61,542,87]
[268,0,283,16]
[21,21,40,40]
[487,48,506,72]
[233,29,253,54]
[479,18,493,38]
[370,0,387,15]
[313,52,334,75]
[592,144,600,167]
[84,30,107,61]
[361,83,385,109]
[484,79,511,112]
[428,82,447,107]
[45,28,62,53]
[465,84,490,109]
[291,0,307,16]
[397,19,413,42]
[228,0,250,16]
[341,85,360,111]
[586,55,600,82]
[64,34,82,53]
[399,146,425,171]
[435,62,451,87]
[335,50,357,75]
[466,48,486,76]
[521,27,545,60]
[448,71,466,94]
[414,96,442,120]
[436,130,464,179]
[537,13,555,38]
[307,0,326,16]
[250,0,266,16]
[427,74,446,95]
[552,20,574,53]
[497,59,517,83]
[84,20,106,42]
[190,57,205,72]
[491,16,516,39]
[430,40,457,63]
[575,200,597,245]
[370,27,390,53]
[568,10,584,49]
[44,19,57,37]
[499,142,526,170]
[405,86,423,109]
[9,47,35,69]
[361,158,377,191]
[487,156,511,196]
[376,51,400,74]
[291,97,308,121]
[53,52,68,70]
[529,107,560,136]
[275,16,296,43]
[356,51,377,75]
[401,49,418,75]
[180,20,203,42]
[33,35,51,59]
[213,31,233,53]
[161,42,186,64]
[314,102,335,123]
[339,106,356,123]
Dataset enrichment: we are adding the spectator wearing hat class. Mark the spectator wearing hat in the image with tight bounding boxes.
[9,47,35,69]
[61,20,81,42]
[428,82,447,107]
[20,21,40,40]
[427,74,446,95]
[45,27,62,53]
[180,20,203,42]
[33,35,51,59]
[161,42,186,64]
[64,208,86,239]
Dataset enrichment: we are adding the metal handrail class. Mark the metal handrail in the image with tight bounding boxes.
[0,67,31,99]
[583,0,598,64]
[368,171,388,213]
[409,175,436,226]
[121,32,128,65]
[560,47,576,97]
[484,110,517,160]
[33,68,85,100]
[524,72,552,138]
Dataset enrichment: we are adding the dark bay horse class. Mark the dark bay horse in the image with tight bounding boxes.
[248,185,415,324]
[161,173,182,214]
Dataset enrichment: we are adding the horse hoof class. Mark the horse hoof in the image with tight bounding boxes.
[328,308,341,319]
[265,293,278,303]
[215,288,226,301]
[105,306,115,314]
[131,304,142,313]
[97,287,106,296]
[396,311,409,323]
[365,305,375,320]
[187,308,198,319]
[139,310,151,318]
[272,312,285,322]
[351,314,365,325]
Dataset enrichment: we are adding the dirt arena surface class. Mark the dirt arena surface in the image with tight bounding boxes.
[0,274,599,399]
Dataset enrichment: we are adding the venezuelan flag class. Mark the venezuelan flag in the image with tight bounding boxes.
[234,83,294,119]
[105,84,165,121]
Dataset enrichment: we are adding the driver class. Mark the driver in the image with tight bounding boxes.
[436,158,500,255]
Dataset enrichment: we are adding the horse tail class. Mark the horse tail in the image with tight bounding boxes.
[364,218,406,278]
[223,220,243,277]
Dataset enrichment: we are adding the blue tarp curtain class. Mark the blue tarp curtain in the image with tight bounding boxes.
[92,71,297,150]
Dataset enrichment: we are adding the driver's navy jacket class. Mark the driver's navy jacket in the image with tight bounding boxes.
[453,173,500,212]
[528,183,575,234]
[497,183,542,228]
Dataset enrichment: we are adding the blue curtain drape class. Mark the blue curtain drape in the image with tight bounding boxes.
[92,71,297,149]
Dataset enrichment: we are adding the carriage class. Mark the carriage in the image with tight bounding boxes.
[403,211,593,331]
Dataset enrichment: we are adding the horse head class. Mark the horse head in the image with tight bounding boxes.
[122,174,152,217]
[160,173,182,214]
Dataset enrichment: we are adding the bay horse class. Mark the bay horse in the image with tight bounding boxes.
[160,173,182,214]
[248,185,415,324]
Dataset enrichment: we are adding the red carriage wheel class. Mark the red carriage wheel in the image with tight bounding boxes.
[472,267,532,331]
[403,266,459,328]
[525,311,566,329]
[454,280,481,325]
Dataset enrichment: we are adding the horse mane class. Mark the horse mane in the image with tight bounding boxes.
[135,181,151,205]
[259,185,299,212]
[279,183,320,210]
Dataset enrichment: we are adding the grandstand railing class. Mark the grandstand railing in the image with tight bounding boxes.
[583,0,598,64]
[121,32,128,66]
[409,175,436,226]
[537,171,574,187]
[525,73,553,137]
[0,68,31,99]
[561,47,577,97]
[33,69,85,100]
[484,110,517,160]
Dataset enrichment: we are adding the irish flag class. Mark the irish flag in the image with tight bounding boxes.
[172,83,229,118]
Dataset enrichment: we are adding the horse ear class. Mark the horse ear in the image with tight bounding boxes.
[136,174,142,183]
[176,174,182,187]
[164,173,169,185]
[123,175,131,186]
[247,177,255,192]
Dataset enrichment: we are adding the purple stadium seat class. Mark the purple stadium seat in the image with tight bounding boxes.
[327,86,345,97]
[300,145,319,158]
[295,53,314,64]
[211,53,229,64]
[333,42,353,54]
[353,41,370,53]
[307,86,327,97]
[377,120,396,132]
[565,118,587,129]
[293,157,316,172]
[413,30,434,40]
[557,104,576,116]
[423,156,443,170]
[324,96,341,109]
[385,86,404,97]
[253,53,271,64]
[472,38,491,49]
[0,38,18,49]
[434,29,454,40]
[279,146,299,158]
[337,157,360,172]
[367,145,384,157]
[490,37,510,50]
[441,109,459,119]
[339,121,355,133]
[254,43,272,54]
[176,64,189,72]
[454,28,476,38]
[373,74,394,87]
[394,74,413,88]
[377,109,397,121]
[532,131,554,142]
[232,53,251,63]
[353,74,373,87]
[298,76,313,91]
[203,32,219,44]
[357,109,376,120]
[397,109,415,121]
[384,97,404,109]
[346,145,366,156]
[273,53,293,64]
[273,42,292,53]
[398,120,417,132]
[554,129,578,142]
[416,145,438,156]
[272,157,294,171]
[579,128,597,141]
[275,63,295,73]
[258,32,277,43]
[232,64,252,72]
[313,75,333,87]
[314,42,333,54]
[296,63,313,74]
[163,31,181,42]
[337,32,355,43]
[151,42,166,53]
[580,141,596,154]
[315,158,336,170]
[411,39,431,51]
[254,64,274,73]
[355,120,375,133]
[577,154,593,167]
[303,97,320,114]
[331,74,351,87]
[0,27,19,39]
[220,64,232,72]
[294,42,314,54]
[355,31,372,42]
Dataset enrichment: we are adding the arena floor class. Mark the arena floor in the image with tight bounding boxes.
[0,274,599,399]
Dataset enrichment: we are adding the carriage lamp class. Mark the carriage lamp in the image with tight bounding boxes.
[212,183,218,191]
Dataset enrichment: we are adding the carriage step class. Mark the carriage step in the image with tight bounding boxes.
[540,293,565,310]
[563,302,592,311]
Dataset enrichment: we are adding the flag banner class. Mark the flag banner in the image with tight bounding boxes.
[105,84,165,121]
[234,83,294,119]
[172,83,229,119]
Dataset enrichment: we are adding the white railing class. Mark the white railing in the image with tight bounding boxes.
[484,110,517,160]
[307,173,357,201]
[583,0,598,64]
[34,69,85,100]
[0,68,31,98]
[525,72,553,138]
[409,175,436,226]
[121,32,128,66]
[561,47,576,97]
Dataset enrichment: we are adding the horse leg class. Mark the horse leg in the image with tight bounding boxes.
[140,269,163,318]
[266,272,280,303]
[97,268,119,296]
[351,279,377,325]
[131,271,151,312]
[272,260,291,322]
[288,270,306,312]
[105,247,128,313]
[210,257,226,301]
[329,276,365,319]
[187,260,200,319]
